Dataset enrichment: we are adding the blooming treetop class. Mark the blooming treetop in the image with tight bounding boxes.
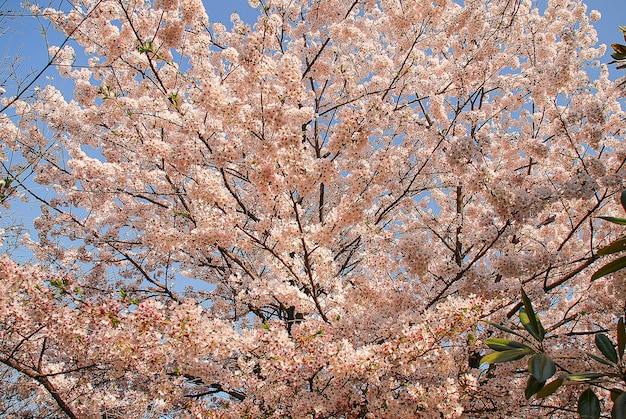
[0,0,624,417]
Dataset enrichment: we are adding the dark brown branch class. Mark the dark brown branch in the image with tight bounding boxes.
[0,356,79,419]
[302,37,330,80]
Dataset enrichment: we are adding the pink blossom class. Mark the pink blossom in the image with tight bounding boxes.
[0,0,624,417]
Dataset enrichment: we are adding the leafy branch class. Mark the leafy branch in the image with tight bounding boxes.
[482,289,626,419]
[610,26,626,85]
[592,190,626,281]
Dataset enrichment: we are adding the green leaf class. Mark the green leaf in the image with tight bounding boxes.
[528,352,556,382]
[485,338,531,352]
[480,348,534,365]
[578,389,601,419]
[138,40,155,54]
[597,237,626,256]
[595,333,619,364]
[591,256,626,281]
[0,177,12,189]
[617,317,625,360]
[587,352,613,366]
[613,391,626,419]
[621,190,626,213]
[525,375,545,400]
[520,288,545,342]
[611,389,624,403]
[565,373,605,382]
[519,307,546,342]
[613,44,626,56]
[598,216,626,225]
[536,378,563,398]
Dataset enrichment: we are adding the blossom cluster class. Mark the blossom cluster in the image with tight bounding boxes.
[0,0,624,417]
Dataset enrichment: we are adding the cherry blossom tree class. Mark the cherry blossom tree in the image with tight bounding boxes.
[0,0,624,417]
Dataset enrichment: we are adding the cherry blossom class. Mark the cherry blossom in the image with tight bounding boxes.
[0,0,624,417]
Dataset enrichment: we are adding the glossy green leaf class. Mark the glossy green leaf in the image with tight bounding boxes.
[621,190,626,213]
[617,318,625,360]
[525,375,545,400]
[598,216,626,225]
[597,237,626,256]
[536,378,563,398]
[528,352,556,382]
[485,338,531,352]
[565,373,605,382]
[578,389,601,419]
[613,391,626,419]
[519,307,546,342]
[611,389,624,403]
[480,348,534,365]
[520,289,544,342]
[595,333,619,364]
[591,256,626,281]
[587,352,613,366]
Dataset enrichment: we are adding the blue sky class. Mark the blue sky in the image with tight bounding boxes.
[586,0,625,63]
[1,0,624,98]
[0,0,623,261]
